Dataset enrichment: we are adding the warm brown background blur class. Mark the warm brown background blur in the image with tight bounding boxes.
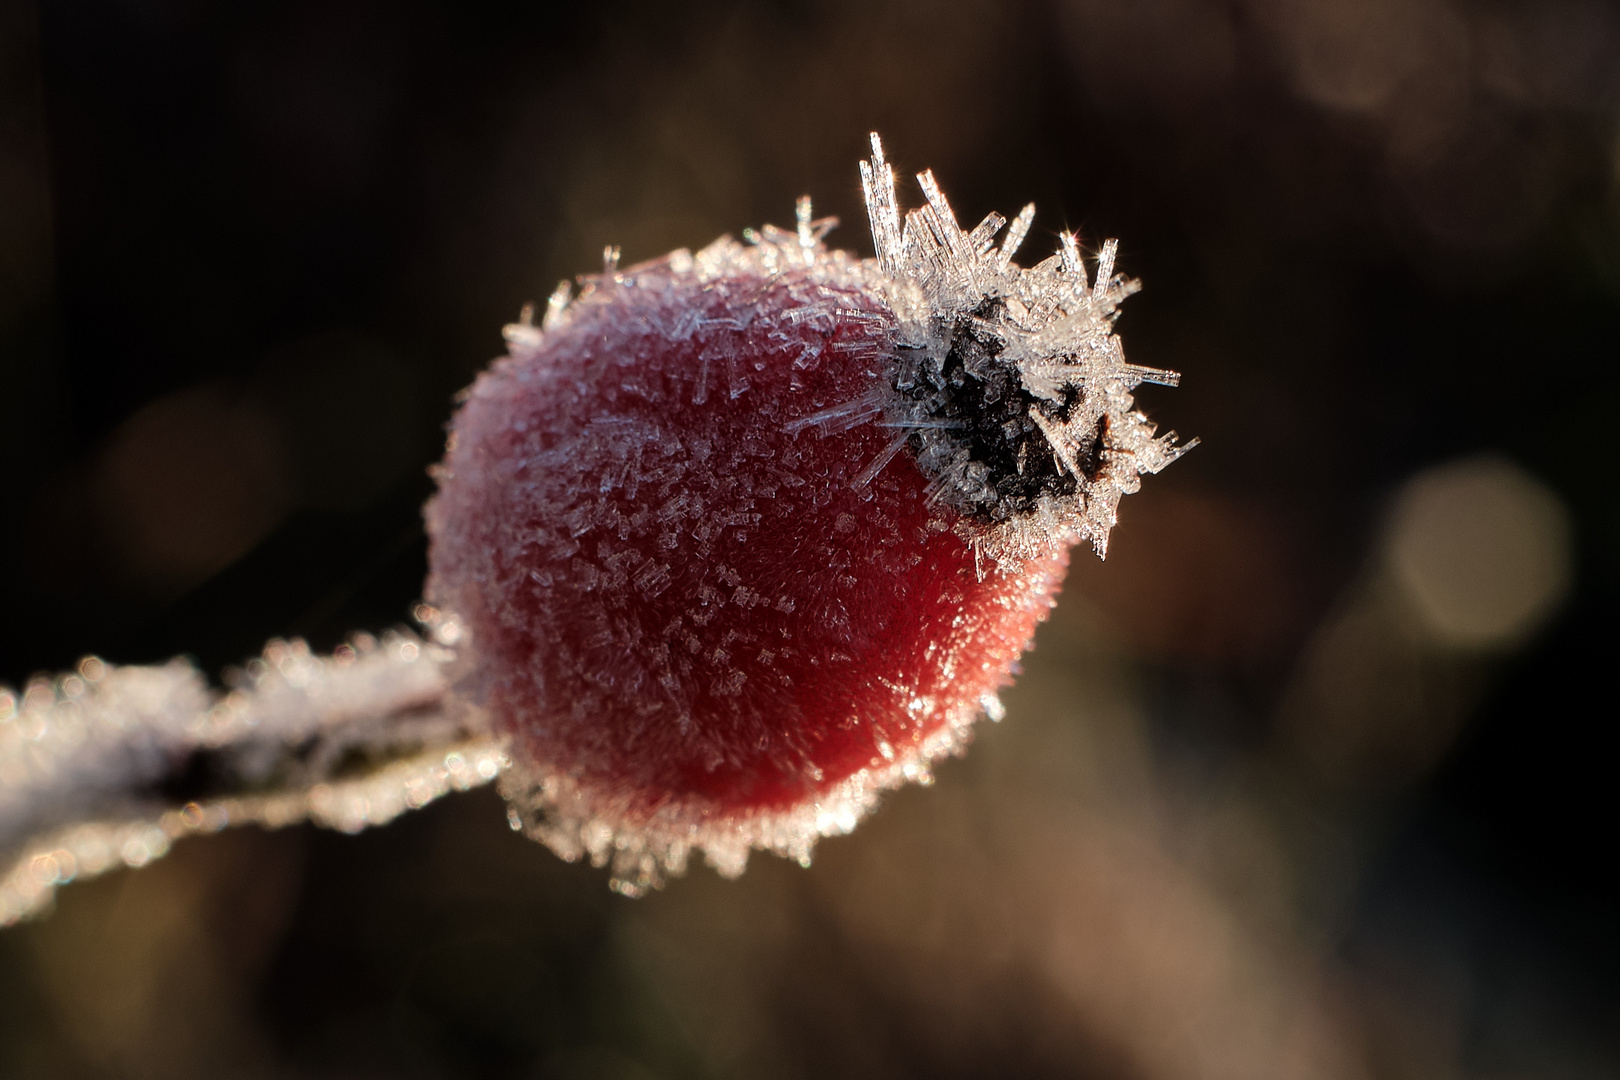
[2,0,1617,1077]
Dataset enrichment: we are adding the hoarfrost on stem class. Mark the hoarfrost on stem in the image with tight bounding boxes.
[1,613,500,926]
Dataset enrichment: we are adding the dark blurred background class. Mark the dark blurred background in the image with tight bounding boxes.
[1,0,1617,1076]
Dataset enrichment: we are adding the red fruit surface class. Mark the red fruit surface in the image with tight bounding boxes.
[426,247,1067,850]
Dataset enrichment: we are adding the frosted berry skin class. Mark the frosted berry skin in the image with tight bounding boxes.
[429,248,1064,877]
[428,138,1189,892]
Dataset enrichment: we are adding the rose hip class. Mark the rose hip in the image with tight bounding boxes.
[426,136,1190,893]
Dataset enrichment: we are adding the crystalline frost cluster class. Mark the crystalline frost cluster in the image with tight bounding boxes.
[856,134,1192,564]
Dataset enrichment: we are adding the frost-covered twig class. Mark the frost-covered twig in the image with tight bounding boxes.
[0,610,499,926]
[3,133,1192,916]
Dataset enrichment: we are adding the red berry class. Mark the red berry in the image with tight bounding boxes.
[426,136,1189,892]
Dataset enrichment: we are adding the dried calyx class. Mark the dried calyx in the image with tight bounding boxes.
[856,134,1193,562]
